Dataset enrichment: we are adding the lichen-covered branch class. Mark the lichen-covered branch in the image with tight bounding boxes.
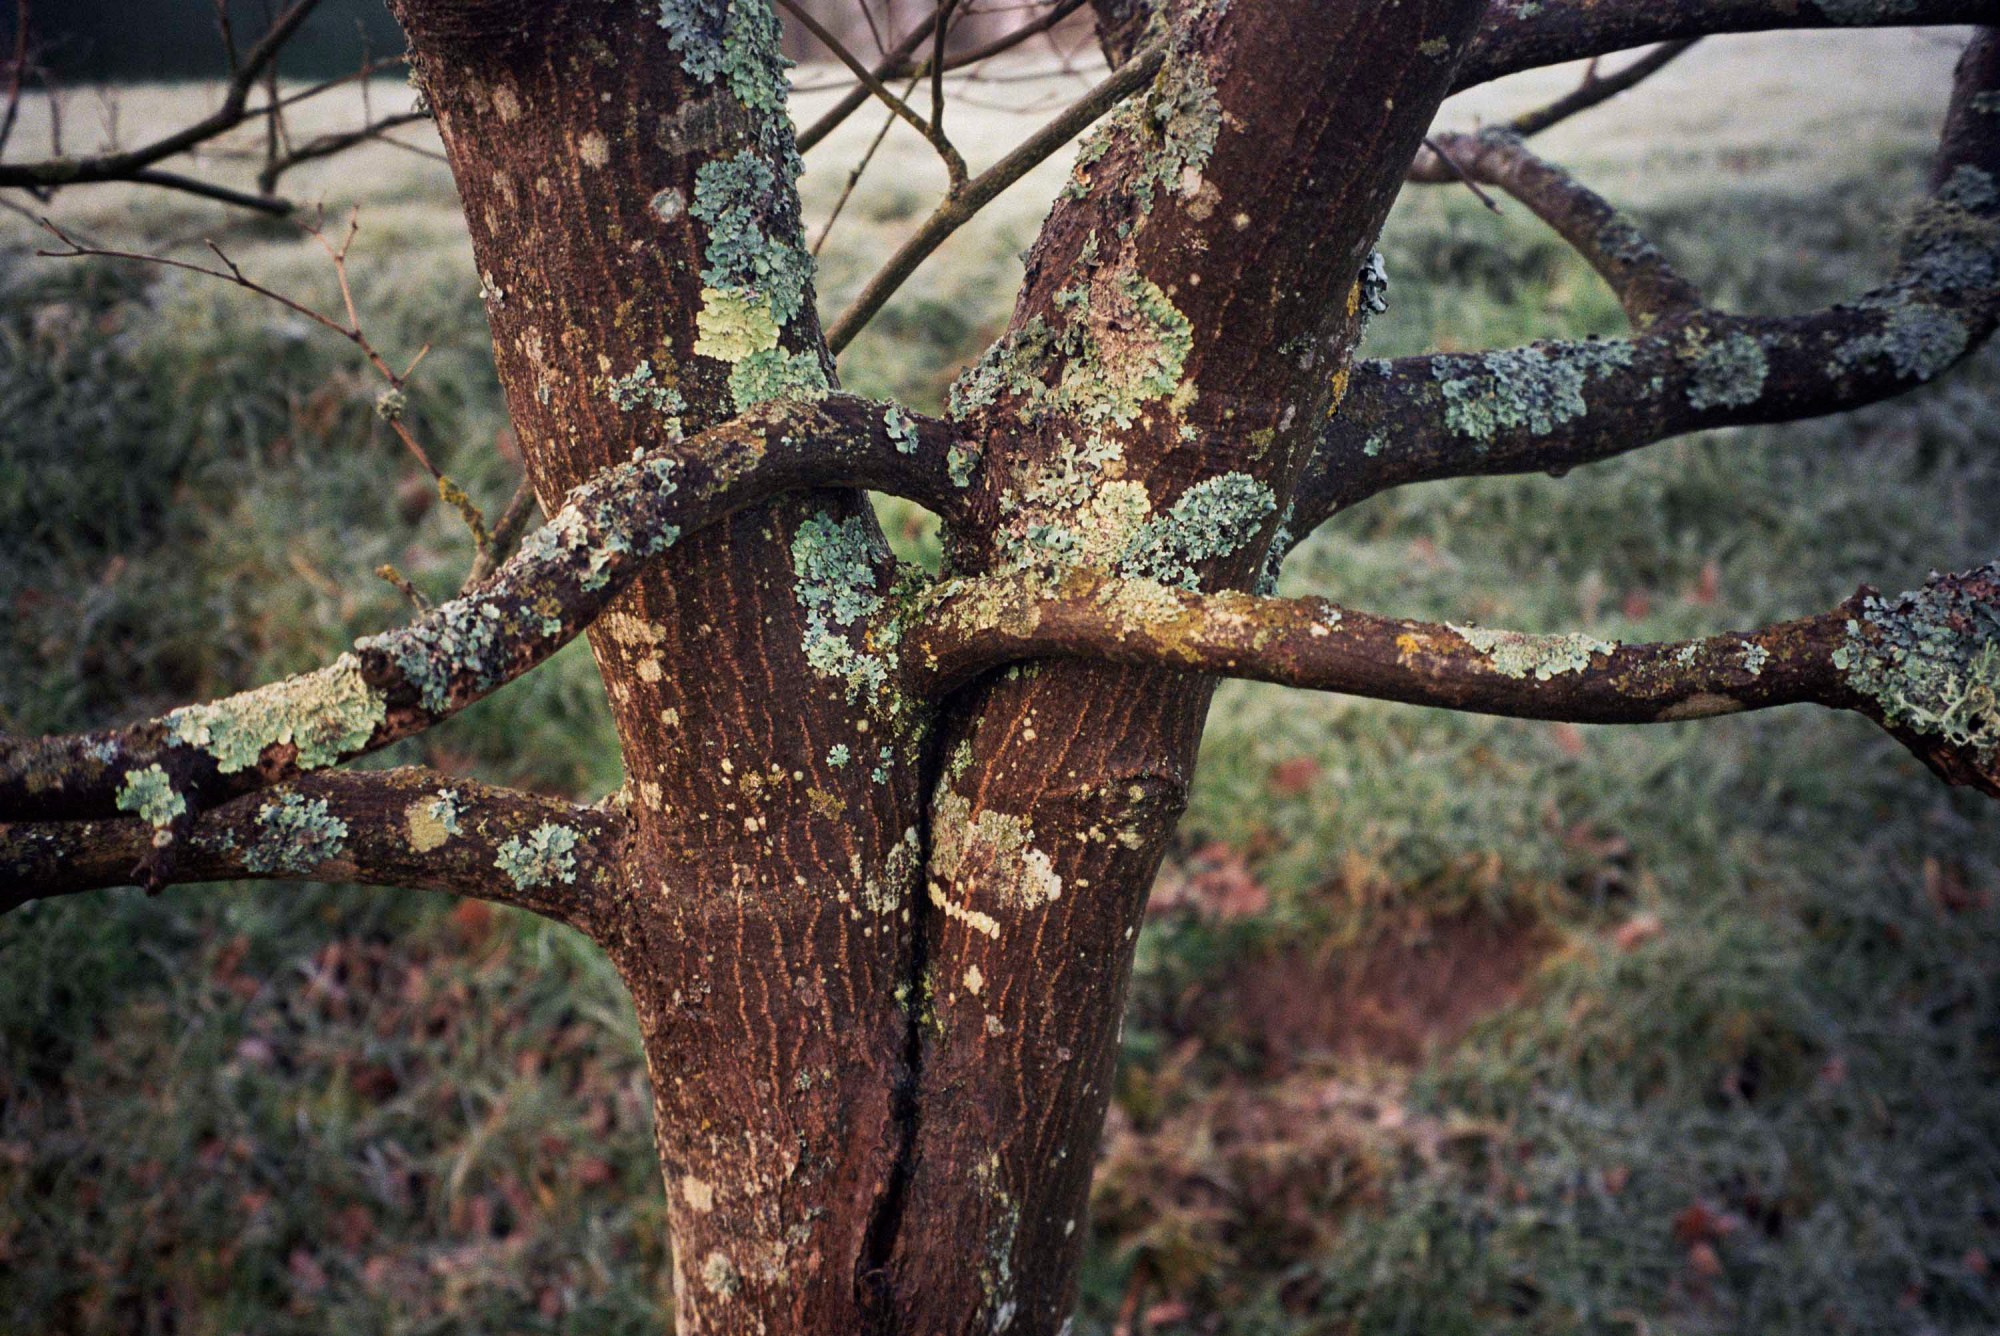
[1293,27,2000,529]
[1410,128,1705,327]
[902,562,2000,797]
[1458,0,1991,92]
[0,768,627,933]
[0,395,968,827]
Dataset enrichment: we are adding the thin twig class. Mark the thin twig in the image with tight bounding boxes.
[827,41,1167,354]
[1421,137,1503,213]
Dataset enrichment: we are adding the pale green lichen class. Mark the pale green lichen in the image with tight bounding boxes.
[727,345,828,407]
[884,403,920,455]
[930,790,1062,911]
[166,654,387,774]
[791,511,897,703]
[1431,339,1634,442]
[1833,303,1970,382]
[115,764,185,833]
[827,743,851,768]
[1118,472,1276,590]
[1740,642,1771,675]
[1834,562,1999,763]
[1452,625,1617,680]
[947,275,1192,430]
[244,792,349,875]
[1940,165,1998,213]
[1684,329,1768,410]
[946,443,982,489]
[609,360,687,436]
[495,822,581,891]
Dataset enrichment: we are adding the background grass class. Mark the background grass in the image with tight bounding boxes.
[2,27,1997,1335]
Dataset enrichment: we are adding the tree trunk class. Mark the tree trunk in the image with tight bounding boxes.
[384,0,1477,1329]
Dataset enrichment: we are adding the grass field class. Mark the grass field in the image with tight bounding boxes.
[3,27,1998,1334]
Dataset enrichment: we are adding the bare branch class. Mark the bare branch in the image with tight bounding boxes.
[0,768,627,933]
[904,563,2000,797]
[775,0,968,189]
[0,0,322,189]
[0,396,970,828]
[1409,129,1706,326]
[826,40,1166,354]
[1457,0,1990,92]
[1505,39,1700,139]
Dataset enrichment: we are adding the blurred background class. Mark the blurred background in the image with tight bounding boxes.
[1,8,1996,1334]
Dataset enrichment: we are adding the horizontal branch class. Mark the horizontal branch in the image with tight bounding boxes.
[0,0,320,190]
[0,395,969,829]
[1458,0,1991,92]
[1503,39,1701,140]
[904,562,2000,796]
[0,768,626,933]
[1295,26,2000,528]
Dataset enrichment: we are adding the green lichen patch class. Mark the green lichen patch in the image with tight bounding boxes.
[608,360,687,436]
[1835,563,2000,763]
[244,792,350,876]
[1117,472,1276,590]
[115,764,185,835]
[1451,625,1617,681]
[1430,339,1634,443]
[1939,165,1998,213]
[166,654,387,775]
[1832,302,1970,382]
[405,789,463,853]
[495,822,581,891]
[791,511,898,705]
[884,403,920,455]
[690,151,813,330]
[1683,329,1769,410]
[727,345,827,407]
[930,790,1063,912]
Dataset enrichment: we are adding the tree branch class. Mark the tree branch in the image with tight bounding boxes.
[1409,128,1705,326]
[0,395,970,828]
[1502,40,1701,140]
[825,40,1167,354]
[1458,0,1991,92]
[903,562,2000,797]
[0,0,321,190]
[0,768,627,933]
[1293,26,2000,530]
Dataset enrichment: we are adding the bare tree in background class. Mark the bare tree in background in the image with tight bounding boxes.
[3,1,1998,1331]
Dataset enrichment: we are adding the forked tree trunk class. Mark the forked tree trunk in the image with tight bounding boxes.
[385,1,1477,1330]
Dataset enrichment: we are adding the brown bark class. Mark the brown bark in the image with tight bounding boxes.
[3,4,1996,1334]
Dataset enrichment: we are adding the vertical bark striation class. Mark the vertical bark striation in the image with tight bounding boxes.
[892,2,1486,1329]
[388,3,923,1329]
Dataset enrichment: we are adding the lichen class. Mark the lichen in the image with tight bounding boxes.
[1684,329,1768,410]
[1939,165,1998,213]
[166,654,387,774]
[609,360,687,436]
[1834,562,1999,763]
[244,792,350,875]
[406,789,463,853]
[791,511,897,705]
[1452,625,1616,681]
[357,600,513,715]
[1832,302,1970,382]
[1430,339,1634,443]
[930,790,1062,912]
[115,764,185,836]
[884,403,920,455]
[826,743,851,768]
[699,1249,741,1298]
[495,822,581,891]
[1117,472,1276,590]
